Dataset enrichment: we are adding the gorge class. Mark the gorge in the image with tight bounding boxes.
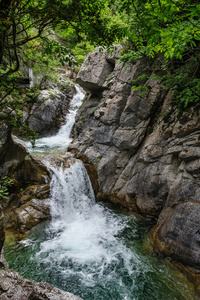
[0,46,200,299]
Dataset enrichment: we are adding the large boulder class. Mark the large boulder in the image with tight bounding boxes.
[151,202,200,270]
[28,80,76,136]
[76,46,122,93]
[71,46,200,273]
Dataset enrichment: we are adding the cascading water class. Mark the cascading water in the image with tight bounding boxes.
[26,84,84,153]
[4,85,197,300]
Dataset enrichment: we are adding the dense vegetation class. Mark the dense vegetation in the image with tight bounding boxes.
[0,0,121,135]
[118,0,200,110]
[0,0,200,135]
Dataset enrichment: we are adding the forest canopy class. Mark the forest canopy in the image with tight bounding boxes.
[0,0,122,134]
[118,0,200,109]
[0,0,200,133]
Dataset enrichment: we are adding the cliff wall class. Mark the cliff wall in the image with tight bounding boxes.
[71,46,200,273]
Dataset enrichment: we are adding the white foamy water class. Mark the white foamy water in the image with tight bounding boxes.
[27,85,137,294]
[35,159,136,294]
[26,85,84,152]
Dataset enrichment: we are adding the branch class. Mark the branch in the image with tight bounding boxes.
[0,21,20,77]
[188,85,200,98]
[0,86,15,103]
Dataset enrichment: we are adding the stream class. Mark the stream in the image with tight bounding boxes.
[4,86,197,300]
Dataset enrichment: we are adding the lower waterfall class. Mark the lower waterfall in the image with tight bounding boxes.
[4,85,196,300]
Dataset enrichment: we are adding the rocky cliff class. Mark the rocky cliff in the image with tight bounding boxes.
[71,46,200,274]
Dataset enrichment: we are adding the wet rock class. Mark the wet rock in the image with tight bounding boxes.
[0,269,82,300]
[28,82,76,136]
[151,202,200,269]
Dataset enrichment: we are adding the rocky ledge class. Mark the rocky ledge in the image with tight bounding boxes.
[71,46,200,274]
[0,135,51,235]
[0,251,82,300]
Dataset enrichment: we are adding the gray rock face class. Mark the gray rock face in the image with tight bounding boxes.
[28,82,75,136]
[76,46,121,93]
[0,268,82,300]
[72,46,200,271]
[0,135,51,234]
[152,202,200,269]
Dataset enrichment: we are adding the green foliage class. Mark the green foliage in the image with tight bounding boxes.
[93,158,101,163]
[116,0,200,109]
[118,0,200,59]
[162,56,200,109]
[0,176,14,200]
[0,0,125,140]
[72,40,95,65]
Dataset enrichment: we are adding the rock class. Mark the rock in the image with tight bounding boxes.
[72,46,200,274]
[28,82,76,136]
[0,135,49,188]
[0,269,82,300]
[0,135,51,234]
[4,192,50,233]
[76,46,122,93]
[0,135,31,178]
[0,249,9,269]
[151,202,200,269]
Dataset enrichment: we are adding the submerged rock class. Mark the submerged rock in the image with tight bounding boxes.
[72,46,200,273]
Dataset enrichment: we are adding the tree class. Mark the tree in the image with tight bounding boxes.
[0,0,122,77]
[116,0,200,108]
[0,0,123,137]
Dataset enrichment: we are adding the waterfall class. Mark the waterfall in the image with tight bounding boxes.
[29,68,34,88]
[49,160,95,223]
[26,85,85,153]
[35,158,136,294]
[4,85,196,300]
[27,85,137,296]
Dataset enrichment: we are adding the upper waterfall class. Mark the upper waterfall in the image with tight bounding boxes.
[26,85,85,153]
